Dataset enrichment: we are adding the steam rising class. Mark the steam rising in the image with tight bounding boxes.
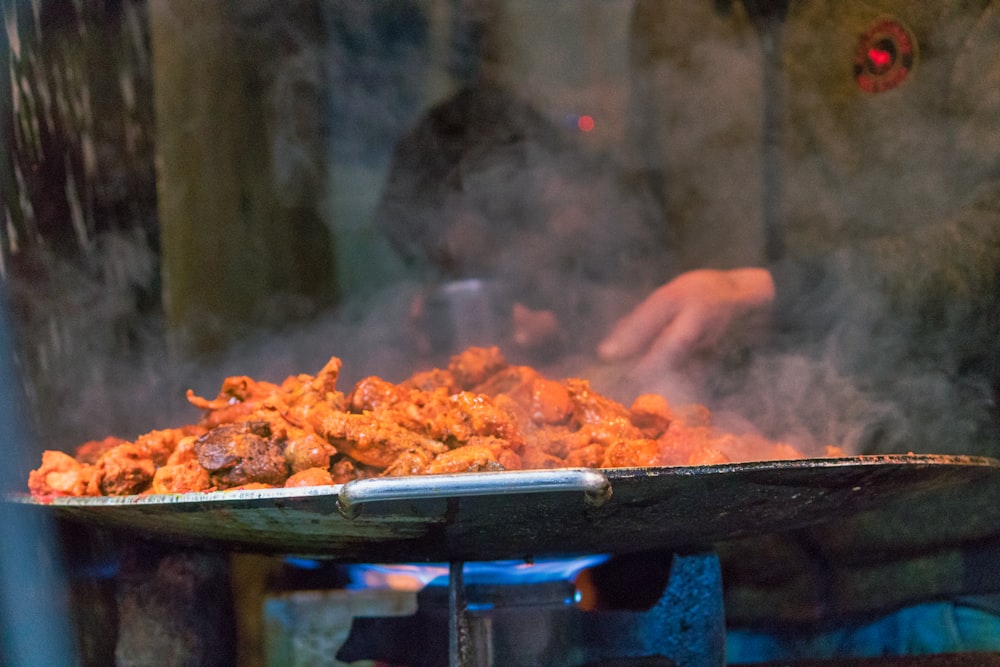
[3,0,997,472]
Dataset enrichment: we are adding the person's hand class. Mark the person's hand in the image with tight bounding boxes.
[597,268,775,378]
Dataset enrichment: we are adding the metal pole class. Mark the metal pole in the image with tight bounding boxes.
[449,560,474,666]
[0,286,77,666]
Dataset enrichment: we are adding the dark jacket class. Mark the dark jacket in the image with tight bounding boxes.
[629,0,1000,624]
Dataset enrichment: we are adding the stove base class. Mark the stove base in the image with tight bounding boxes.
[335,551,725,667]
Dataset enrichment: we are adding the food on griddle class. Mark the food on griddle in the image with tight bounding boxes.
[29,450,94,497]
[193,421,290,488]
[27,346,841,499]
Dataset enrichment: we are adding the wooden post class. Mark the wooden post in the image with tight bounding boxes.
[148,0,337,356]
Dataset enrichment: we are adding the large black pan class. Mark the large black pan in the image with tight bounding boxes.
[10,454,999,562]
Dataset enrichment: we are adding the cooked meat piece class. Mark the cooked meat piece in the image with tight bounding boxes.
[566,378,635,427]
[284,434,336,473]
[658,423,722,466]
[401,367,456,393]
[151,460,213,494]
[629,394,673,439]
[426,444,505,474]
[566,378,645,447]
[365,385,452,434]
[222,482,275,491]
[565,443,606,468]
[448,346,507,389]
[465,435,522,470]
[381,447,436,477]
[93,443,157,496]
[471,365,540,407]
[166,436,200,466]
[519,448,565,469]
[134,428,199,467]
[312,355,344,397]
[361,386,523,451]
[281,369,346,413]
[713,433,802,463]
[524,424,576,459]
[677,403,713,428]
[497,448,523,470]
[74,436,127,464]
[569,421,642,449]
[187,376,285,428]
[686,444,729,466]
[770,440,809,461]
[284,467,334,488]
[194,421,289,488]
[530,377,574,426]
[28,450,95,497]
[824,445,849,458]
[331,457,362,483]
[491,392,533,428]
[310,404,445,469]
[348,376,410,413]
[435,391,524,447]
[602,438,661,468]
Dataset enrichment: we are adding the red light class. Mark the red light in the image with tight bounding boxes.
[867,47,892,70]
[855,19,915,93]
[577,115,595,133]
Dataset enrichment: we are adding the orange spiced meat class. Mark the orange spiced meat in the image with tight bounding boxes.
[28,347,840,499]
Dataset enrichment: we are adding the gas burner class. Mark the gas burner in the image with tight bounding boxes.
[345,554,610,591]
[336,551,724,667]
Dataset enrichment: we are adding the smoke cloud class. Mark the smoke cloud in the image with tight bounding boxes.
[4,0,997,473]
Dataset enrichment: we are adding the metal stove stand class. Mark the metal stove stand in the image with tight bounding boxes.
[336,550,725,667]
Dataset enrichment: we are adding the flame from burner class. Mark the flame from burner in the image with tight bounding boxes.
[346,554,610,591]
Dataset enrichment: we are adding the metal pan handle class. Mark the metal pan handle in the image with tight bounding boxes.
[337,468,612,519]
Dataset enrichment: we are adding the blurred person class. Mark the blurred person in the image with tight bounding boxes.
[375,1,674,382]
[375,0,1000,661]
[595,0,1000,660]
[374,76,668,368]
[604,0,1000,458]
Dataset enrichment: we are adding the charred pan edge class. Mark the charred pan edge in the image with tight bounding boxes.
[8,454,998,508]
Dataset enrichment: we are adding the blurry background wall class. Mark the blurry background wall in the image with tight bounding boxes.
[1,0,634,459]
